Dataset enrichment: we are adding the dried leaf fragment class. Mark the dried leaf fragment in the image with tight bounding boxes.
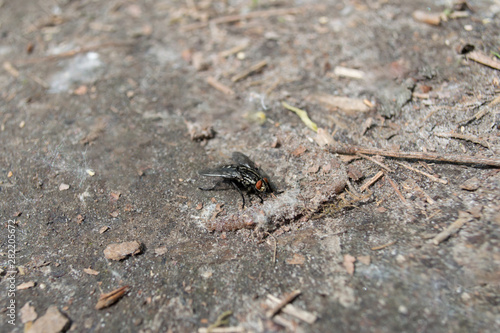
[104,241,142,261]
[95,286,129,310]
[282,101,318,132]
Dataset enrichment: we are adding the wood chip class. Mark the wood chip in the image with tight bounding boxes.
[412,10,441,25]
[357,255,371,265]
[461,177,480,191]
[291,145,307,157]
[99,226,110,234]
[95,286,129,310]
[26,306,70,333]
[20,302,38,324]
[155,246,168,256]
[59,183,70,191]
[432,211,472,245]
[17,281,36,290]
[343,254,356,276]
[104,241,142,261]
[332,66,366,79]
[3,61,20,77]
[315,94,370,113]
[83,268,100,276]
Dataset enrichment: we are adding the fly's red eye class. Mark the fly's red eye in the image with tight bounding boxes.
[263,178,268,184]
[255,180,262,190]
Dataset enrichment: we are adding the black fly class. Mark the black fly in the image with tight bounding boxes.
[198,152,273,208]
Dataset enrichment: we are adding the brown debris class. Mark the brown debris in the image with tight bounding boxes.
[20,302,38,324]
[185,120,216,142]
[181,6,313,31]
[95,286,130,310]
[3,61,20,77]
[434,131,491,149]
[99,226,110,234]
[75,214,85,224]
[266,290,301,319]
[231,60,267,83]
[314,128,335,147]
[315,94,370,113]
[291,146,307,157]
[432,211,472,245]
[343,254,356,276]
[26,306,70,333]
[17,281,36,290]
[104,241,142,261]
[360,171,384,192]
[266,294,317,324]
[467,50,500,70]
[329,143,500,168]
[371,240,397,251]
[286,253,305,265]
[412,10,441,26]
[83,267,100,276]
[206,76,235,95]
[460,177,480,191]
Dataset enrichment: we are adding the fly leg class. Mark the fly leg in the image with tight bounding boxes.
[254,192,264,204]
[230,181,246,208]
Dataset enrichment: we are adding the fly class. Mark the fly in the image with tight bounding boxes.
[198,152,274,208]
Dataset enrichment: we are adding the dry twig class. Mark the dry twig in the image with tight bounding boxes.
[266,295,317,324]
[181,6,313,31]
[360,171,384,192]
[371,240,397,251]
[385,175,407,204]
[329,144,500,167]
[396,162,448,184]
[231,60,267,82]
[467,50,500,70]
[357,153,394,172]
[206,77,235,95]
[266,290,301,318]
[434,131,491,149]
[432,211,472,245]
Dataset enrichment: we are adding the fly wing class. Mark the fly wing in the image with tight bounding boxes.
[231,152,257,169]
[198,166,241,179]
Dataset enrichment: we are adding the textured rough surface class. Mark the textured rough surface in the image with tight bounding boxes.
[1,0,499,332]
